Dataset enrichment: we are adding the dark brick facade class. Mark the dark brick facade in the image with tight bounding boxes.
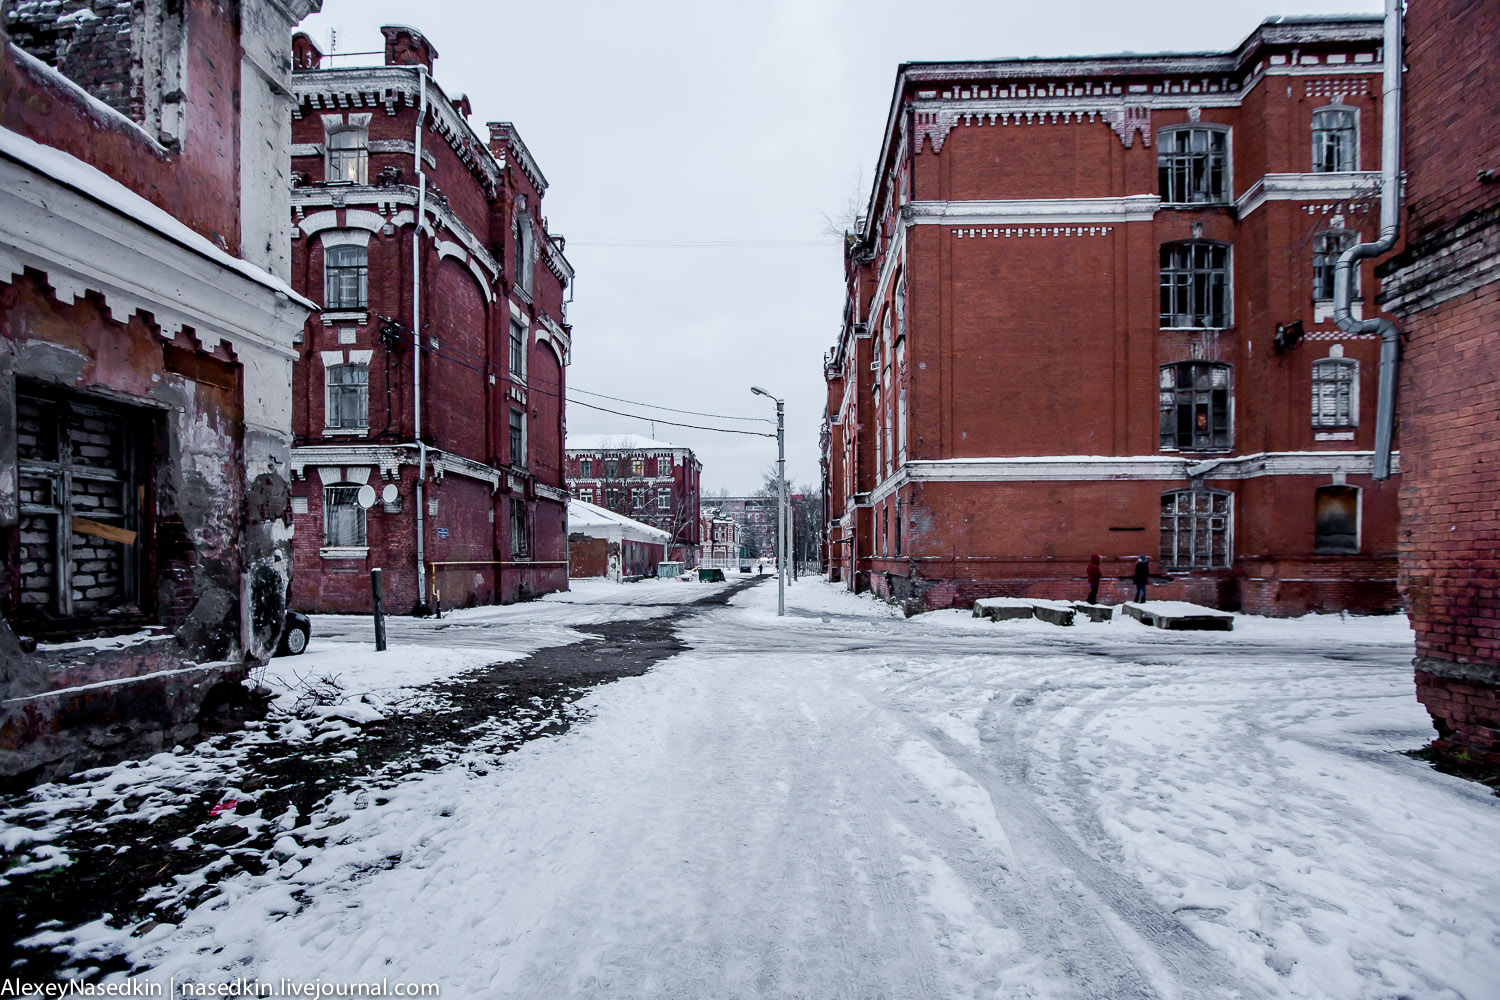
[1377,0,1500,760]
[565,441,701,562]
[825,15,1404,616]
[286,27,573,614]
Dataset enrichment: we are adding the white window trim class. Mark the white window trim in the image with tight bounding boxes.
[1156,124,1233,207]
[1311,104,1360,173]
[324,360,370,433]
[1311,356,1360,429]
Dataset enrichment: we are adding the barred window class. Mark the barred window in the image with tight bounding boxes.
[1313,230,1357,302]
[510,498,529,557]
[1312,358,1358,428]
[327,127,368,184]
[326,364,368,429]
[1312,107,1357,173]
[509,319,526,378]
[1160,361,1232,451]
[324,244,368,309]
[324,485,366,548]
[1158,127,1229,204]
[1160,489,1231,570]
[1160,241,1230,328]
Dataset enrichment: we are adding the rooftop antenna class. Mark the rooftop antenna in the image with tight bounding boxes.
[329,27,338,53]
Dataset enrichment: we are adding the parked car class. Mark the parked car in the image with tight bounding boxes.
[276,610,311,656]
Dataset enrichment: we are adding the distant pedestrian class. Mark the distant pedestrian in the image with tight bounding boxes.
[1132,555,1150,603]
[1086,555,1102,604]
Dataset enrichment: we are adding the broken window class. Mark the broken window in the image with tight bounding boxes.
[325,363,369,429]
[1313,230,1357,302]
[1160,362,1232,451]
[1157,127,1229,204]
[1315,486,1359,553]
[327,127,369,183]
[15,386,151,629]
[1160,489,1232,570]
[510,498,529,557]
[1312,358,1358,428]
[324,244,368,310]
[1312,107,1357,173]
[323,485,366,548]
[1160,241,1230,328]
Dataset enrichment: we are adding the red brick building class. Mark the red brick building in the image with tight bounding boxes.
[286,27,573,614]
[825,15,1403,614]
[1376,0,1500,761]
[565,435,701,563]
[0,0,319,779]
[699,508,744,565]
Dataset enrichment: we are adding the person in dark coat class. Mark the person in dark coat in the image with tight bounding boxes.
[1086,554,1103,604]
[1132,555,1150,603]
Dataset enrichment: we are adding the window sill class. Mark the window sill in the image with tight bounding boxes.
[1313,429,1356,440]
[321,311,368,325]
[1160,324,1232,332]
[320,547,369,560]
[1158,201,1230,210]
[322,427,369,437]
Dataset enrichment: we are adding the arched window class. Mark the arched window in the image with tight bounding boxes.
[1157,126,1230,204]
[1160,241,1230,328]
[323,483,366,548]
[1313,230,1358,301]
[1312,106,1357,173]
[1160,361,1232,451]
[1160,489,1232,570]
[1314,485,1359,553]
[326,127,368,184]
[1311,357,1358,428]
[324,244,368,309]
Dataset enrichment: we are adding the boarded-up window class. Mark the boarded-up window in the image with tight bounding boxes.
[1161,489,1232,570]
[1315,486,1359,553]
[15,387,150,628]
[1312,358,1358,428]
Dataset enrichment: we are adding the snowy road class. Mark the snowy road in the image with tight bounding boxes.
[24,579,1500,998]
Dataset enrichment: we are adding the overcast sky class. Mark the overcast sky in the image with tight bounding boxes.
[299,0,1381,494]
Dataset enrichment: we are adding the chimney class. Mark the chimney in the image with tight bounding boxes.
[380,25,438,71]
[291,32,323,71]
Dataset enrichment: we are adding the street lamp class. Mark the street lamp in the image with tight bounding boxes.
[751,385,787,617]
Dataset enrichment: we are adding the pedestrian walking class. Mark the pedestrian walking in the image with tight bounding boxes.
[1132,555,1150,603]
[1086,555,1102,604]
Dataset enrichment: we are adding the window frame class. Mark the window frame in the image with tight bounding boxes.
[1311,357,1359,429]
[510,497,530,558]
[1159,361,1233,452]
[508,408,526,469]
[1312,229,1358,302]
[324,243,369,310]
[326,125,369,184]
[657,487,672,510]
[1311,105,1358,174]
[579,458,593,478]
[325,362,370,430]
[508,318,527,379]
[1157,125,1231,205]
[323,483,367,549]
[1160,241,1231,329]
[1160,488,1233,571]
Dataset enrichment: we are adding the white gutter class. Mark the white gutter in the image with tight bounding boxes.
[1332,0,1402,481]
[412,66,430,610]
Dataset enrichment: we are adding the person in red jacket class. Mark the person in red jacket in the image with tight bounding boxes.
[1086,554,1103,604]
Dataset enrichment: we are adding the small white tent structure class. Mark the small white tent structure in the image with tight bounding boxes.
[568,498,671,580]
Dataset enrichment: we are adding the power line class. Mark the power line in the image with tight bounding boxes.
[567,236,836,248]
[567,399,774,438]
[568,386,772,423]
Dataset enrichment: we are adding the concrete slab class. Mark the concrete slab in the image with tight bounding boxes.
[972,598,1035,622]
[1122,601,1234,631]
[1072,603,1115,623]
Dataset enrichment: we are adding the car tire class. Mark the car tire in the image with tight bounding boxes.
[281,623,309,656]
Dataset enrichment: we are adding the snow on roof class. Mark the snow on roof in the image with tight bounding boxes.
[0,122,316,311]
[568,498,670,542]
[566,434,685,452]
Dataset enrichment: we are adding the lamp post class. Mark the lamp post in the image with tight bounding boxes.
[751,385,786,617]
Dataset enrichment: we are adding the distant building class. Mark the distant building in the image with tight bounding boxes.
[825,15,1402,614]
[699,509,744,564]
[566,499,669,580]
[0,0,320,780]
[708,496,778,558]
[566,435,701,563]
[1376,0,1500,763]
[285,26,574,614]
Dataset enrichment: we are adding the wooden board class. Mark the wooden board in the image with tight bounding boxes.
[72,516,137,545]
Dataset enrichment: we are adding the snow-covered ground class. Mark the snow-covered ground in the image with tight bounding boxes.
[9,578,1500,998]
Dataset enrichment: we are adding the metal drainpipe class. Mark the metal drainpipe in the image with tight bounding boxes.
[412,66,429,609]
[1332,0,1403,480]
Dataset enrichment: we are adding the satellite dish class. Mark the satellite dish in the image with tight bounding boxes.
[357,484,377,509]
[382,483,399,504]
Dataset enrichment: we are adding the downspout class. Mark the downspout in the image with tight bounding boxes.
[412,67,429,609]
[1333,0,1402,480]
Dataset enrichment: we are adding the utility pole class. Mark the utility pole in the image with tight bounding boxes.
[751,386,786,616]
